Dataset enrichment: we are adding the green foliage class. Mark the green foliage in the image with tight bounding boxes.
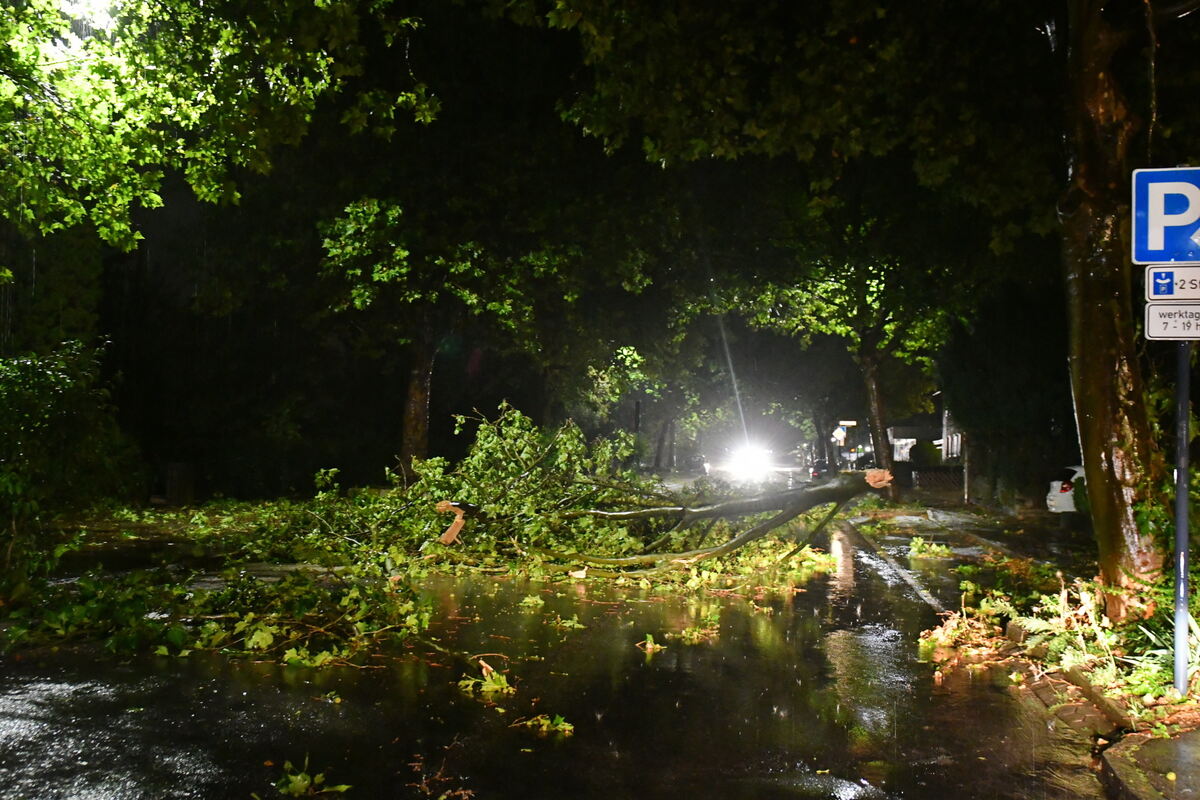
[0,405,634,659]
[1119,615,1200,700]
[515,713,574,735]
[955,553,1061,610]
[321,197,486,313]
[0,342,136,602]
[575,345,663,423]
[138,403,652,570]
[414,405,651,552]
[269,756,351,797]
[518,0,1059,243]
[749,257,952,370]
[1,0,436,248]
[920,580,1075,669]
[849,494,887,513]
[0,226,104,351]
[1111,560,1200,697]
[907,536,952,559]
[4,558,430,663]
[318,195,590,379]
[550,613,586,630]
[936,552,1200,704]
[1010,579,1118,673]
[636,633,666,654]
[458,663,516,696]
[1132,471,1200,553]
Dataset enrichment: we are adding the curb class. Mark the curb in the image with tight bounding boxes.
[1101,734,1168,800]
[1099,729,1200,800]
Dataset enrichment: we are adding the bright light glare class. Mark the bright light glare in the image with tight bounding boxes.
[45,0,117,62]
[726,444,773,483]
[62,0,116,30]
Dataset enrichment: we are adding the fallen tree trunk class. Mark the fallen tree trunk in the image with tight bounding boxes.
[577,470,888,527]
[527,470,892,572]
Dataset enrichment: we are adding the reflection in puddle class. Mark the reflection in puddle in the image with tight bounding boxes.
[828,528,857,603]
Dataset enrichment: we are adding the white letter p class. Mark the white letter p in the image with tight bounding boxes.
[1149,181,1200,250]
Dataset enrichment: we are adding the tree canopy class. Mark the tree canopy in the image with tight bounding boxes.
[0,0,435,248]
[510,0,1061,246]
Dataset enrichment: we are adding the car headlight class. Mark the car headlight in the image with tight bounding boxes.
[726,444,773,483]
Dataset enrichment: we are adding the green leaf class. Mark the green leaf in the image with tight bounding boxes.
[246,625,276,650]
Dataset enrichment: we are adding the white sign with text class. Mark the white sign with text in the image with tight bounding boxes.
[1144,302,1200,340]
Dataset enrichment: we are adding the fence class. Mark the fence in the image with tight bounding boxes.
[912,465,964,494]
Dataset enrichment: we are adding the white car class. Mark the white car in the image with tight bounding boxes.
[1047,466,1085,513]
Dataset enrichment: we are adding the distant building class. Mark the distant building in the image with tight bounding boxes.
[887,414,941,463]
[939,408,965,463]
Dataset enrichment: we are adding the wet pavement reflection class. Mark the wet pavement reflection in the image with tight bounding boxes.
[0,528,1105,798]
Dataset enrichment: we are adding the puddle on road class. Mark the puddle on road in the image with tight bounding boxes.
[0,529,1104,799]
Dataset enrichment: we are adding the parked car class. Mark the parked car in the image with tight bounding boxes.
[1047,466,1085,513]
[809,459,829,480]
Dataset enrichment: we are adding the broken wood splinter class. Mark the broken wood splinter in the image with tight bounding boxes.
[436,500,467,545]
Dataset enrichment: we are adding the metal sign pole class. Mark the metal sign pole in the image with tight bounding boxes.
[1175,340,1192,696]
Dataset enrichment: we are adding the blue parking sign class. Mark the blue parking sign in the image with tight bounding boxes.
[1132,168,1200,264]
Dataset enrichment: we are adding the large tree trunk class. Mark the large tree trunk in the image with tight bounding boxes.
[1062,0,1165,621]
[539,364,563,428]
[813,413,834,468]
[653,417,675,471]
[858,347,897,500]
[399,318,437,474]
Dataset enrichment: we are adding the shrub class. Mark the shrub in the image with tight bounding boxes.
[1,342,138,599]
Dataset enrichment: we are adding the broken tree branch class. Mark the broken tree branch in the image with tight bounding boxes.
[545,470,892,571]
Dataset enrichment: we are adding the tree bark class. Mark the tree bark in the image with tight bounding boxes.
[399,316,437,474]
[1062,0,1164,621]
[652,417,675,471]
[539,364,563,428]
[857,346,898,501]
[812,413,831,467]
